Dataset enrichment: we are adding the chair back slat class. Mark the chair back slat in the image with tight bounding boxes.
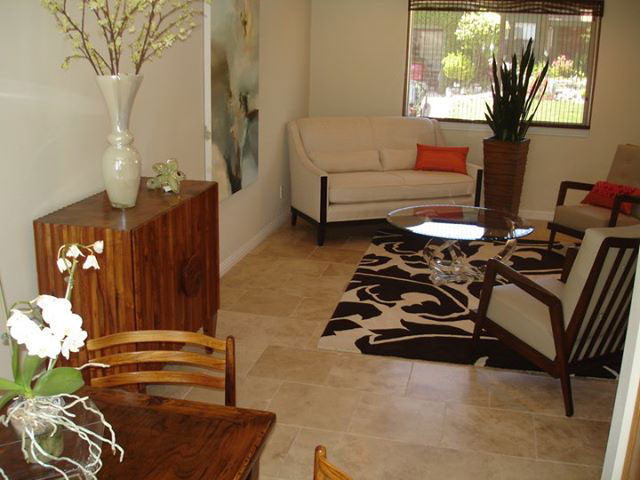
[570,244,627,360]
[91,350,226,371]
[597,273,636,357]
[87,330,236,406]
[87,330,227,352]
[567,235,639,363]
[90,371,225,389]
[587,249,637,358]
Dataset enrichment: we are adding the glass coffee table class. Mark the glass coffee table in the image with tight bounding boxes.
[387,205,534,285]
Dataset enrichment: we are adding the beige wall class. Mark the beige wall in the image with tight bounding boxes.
[309,0,408,117]
[308,0,640,217]
[0,0,311,378]
[0,2,204,378]
[219,0,311,261]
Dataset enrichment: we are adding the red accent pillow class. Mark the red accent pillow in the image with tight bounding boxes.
[582,181,640,215]
[415,144,469,175]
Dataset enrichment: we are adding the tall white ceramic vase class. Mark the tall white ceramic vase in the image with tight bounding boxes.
[96,74,143,209]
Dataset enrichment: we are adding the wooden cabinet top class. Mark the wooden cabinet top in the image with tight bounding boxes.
[34,179,216,231]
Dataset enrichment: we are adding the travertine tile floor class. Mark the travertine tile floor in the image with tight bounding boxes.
[154,219,616,479]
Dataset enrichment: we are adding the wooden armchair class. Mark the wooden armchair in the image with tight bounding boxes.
[548,144,640,246]
[314,445,352,480]
[473,225,640,416]
[87,330,236,406]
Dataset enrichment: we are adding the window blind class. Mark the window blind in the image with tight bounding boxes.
[409,1,604,17]
[404,0,602,127]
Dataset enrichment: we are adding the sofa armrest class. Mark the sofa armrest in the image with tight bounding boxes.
[466,162,483,207]
[288,121,327,222]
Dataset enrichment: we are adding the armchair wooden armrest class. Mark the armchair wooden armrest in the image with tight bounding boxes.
[556,181,595,206]
[481,258,563,309]
[608,194,640,227]
[475,259,566,353]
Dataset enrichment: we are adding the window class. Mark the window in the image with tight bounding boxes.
[404,0,604,128]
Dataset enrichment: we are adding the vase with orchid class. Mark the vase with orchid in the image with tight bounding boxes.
[0,241,123,480]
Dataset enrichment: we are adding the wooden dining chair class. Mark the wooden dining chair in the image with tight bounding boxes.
[86,330,236,406]
[314,445,352,480]
[473,224,640,416]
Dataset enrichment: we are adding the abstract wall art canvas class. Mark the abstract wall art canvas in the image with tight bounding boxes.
[205,0,259,200]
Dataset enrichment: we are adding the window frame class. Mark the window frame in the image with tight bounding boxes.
[402,6,603,130]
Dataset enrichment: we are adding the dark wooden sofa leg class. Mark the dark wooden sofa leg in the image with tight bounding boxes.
[317,176,328,246]
[317,221,326,246]
[291,207,298,226]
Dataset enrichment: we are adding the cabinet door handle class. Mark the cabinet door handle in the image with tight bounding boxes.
[181,254,203,297]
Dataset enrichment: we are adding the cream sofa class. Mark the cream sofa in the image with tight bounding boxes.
[288,116,483,245]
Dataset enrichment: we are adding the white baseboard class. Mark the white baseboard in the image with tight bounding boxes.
[220,210,289,275]
[519,209,554,221]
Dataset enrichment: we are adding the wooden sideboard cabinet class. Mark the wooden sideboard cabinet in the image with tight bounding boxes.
[33,180,220,367]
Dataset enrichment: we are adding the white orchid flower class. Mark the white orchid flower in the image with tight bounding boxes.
[61,329,88,359]
[92,240,104,254]
[57,257,72,273]
[37,296,73,326]
[83,255,100,270]
[7,310,41,345]
[66,244,83,258]
[25,327,62,359]
[49,312,84,342]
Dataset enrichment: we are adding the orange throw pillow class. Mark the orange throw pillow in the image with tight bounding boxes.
[582,181,640,215]
[415,144,469,175]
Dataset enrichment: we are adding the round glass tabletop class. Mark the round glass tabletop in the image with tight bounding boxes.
[386,205,534,241]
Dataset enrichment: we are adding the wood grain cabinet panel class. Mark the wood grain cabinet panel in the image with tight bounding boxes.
[33,180,220,367]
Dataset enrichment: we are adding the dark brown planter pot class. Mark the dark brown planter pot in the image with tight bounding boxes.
[482,138,530,216]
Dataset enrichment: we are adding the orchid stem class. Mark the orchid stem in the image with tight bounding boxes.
[65,260,79,301]
[0,275,8,323]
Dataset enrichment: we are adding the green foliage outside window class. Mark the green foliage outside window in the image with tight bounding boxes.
[441,52,474,85]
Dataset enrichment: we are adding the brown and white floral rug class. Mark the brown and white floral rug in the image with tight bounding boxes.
[318,227,620,378]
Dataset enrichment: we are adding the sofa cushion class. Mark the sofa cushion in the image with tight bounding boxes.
[328,170,474,204]
[415,144,469,174]
[309,150,381,173]
[370,117,443,170]
[487,276,565,360]
[380,148,416,171]
[297,117,383,173]
[553,204,639,232]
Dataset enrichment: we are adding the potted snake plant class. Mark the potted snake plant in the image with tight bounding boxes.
[483,38,549,215]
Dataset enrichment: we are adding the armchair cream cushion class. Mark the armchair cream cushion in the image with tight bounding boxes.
[486,277,565,359]
[486,224,640,360]
[607,144,640,187]
[552,204,638,232]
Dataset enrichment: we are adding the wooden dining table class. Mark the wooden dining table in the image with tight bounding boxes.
[0,387,276,479]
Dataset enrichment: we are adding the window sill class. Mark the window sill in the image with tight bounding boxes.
[439,121,590,138]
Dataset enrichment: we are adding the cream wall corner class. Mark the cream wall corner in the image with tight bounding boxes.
[218,0,312,261]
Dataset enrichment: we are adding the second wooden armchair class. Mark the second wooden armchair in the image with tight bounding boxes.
[87,330,236,406]
[548,144,640,246]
